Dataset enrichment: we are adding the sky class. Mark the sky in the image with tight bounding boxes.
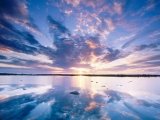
[0,0,160,74]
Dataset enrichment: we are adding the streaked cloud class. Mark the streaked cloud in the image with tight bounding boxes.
[0,0,41,35]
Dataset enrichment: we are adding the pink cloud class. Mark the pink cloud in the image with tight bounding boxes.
[104,18,115,31]
[65,0,80,7]
[82,0,95,8]
[113,2,122,15]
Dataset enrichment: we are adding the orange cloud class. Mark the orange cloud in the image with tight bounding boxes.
[0,46,13,52]
[85,40,98,49]
[85,102,99,111]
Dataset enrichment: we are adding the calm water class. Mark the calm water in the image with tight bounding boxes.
[0,76,160,120]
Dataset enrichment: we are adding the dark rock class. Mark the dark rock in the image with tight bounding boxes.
[69,91,79,95]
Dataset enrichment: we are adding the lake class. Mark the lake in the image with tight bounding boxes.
[0,76,160,120]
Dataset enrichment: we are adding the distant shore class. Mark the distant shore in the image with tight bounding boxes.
[0,73,160,77]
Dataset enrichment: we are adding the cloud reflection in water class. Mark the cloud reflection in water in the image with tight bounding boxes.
[0,76,160,120]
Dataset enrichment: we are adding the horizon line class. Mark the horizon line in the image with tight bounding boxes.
[0,73,160,77]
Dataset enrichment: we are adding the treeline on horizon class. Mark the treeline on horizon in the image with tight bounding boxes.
[0,73,160,77]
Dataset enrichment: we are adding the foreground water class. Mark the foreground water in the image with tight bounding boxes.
[0,76,160,120]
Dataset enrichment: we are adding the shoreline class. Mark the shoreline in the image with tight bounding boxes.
[0,74,160,77]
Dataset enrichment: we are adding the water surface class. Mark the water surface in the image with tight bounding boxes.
[0,76,160,120]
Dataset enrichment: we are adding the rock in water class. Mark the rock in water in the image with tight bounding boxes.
[69,91,79,95]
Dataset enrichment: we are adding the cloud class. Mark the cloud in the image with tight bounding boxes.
[104,54,160,73]
[107,53,160,72]
[0,0,27,18]
[104,18,115,31]
[113,2,123,14]
[0,15,102,70]
[138,61,160,68]
[0,55,7,59]
[85,36,100,49]
[0,88,4,92]
[0,94,36,120]
[102,47,130,62]
[65,0,80,7]
[0,35,38,55]
[0,0,41,34]
[116,34,136,41]
[45,19,82,68]
[49,0,114,38]
[135,99,160,109]
[0,0,159,73]
[0,17,41,55]
[46,16,106,69]
[0,67,59,74]
[85,102,100,113]
[1,84,159,120]
[0,1,44,55]
[122,28,157,49]
[1,58,48,67]
[0,13,154,74]
[132,54,160,65]
[34,87,104,119]
[0,57,65,73]
[22,32,40,45]
[105,90,123,103]
[123,102,157,120]
[47,15,70,34]
[113,0,131,15]
[82,0,95,8]
[103,48,120,62]
[133,41,160,51]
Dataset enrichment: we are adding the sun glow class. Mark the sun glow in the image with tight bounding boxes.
[78,68,83,74]
[71,67,89,74]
